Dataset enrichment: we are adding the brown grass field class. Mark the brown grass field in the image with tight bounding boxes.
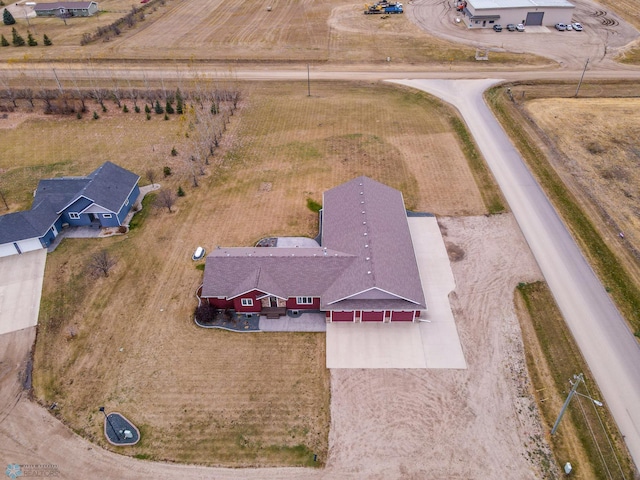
[10,80,493,466]
[0,0,542,64]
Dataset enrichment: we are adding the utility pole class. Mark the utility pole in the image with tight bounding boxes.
[552,374,584,435]
[574,58,589,98]
[307,64,311,97]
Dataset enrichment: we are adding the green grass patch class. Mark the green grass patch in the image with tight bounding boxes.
[486,85,640,334]
[306,198,322,213]
[516,282,636,479]
[128,193,156,232]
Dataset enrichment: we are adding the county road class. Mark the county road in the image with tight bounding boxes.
[390,78,640,468]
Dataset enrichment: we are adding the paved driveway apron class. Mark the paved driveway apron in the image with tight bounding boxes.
[391,79,640,466]
[0,249,47,335]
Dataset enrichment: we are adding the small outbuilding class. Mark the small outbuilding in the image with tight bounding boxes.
[462,0,575,28]
[34,1,98,17]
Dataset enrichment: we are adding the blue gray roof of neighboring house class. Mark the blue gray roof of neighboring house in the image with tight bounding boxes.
[0,162,139,244]
[0,199,58,243]
[35,161,140,214]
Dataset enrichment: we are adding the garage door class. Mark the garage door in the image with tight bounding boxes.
[525,12,544,26]
[0,243,19,258]
[331,311,355,322]
[362,311,384,322]
[391,311,414,322]
[16,238,44,254]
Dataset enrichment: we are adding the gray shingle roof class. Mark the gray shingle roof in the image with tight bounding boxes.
[202,248,356,299]
[34,162,139,215]
[0,162,139,245]
[202,177,426,311]
[321,176,425,308]
[34,2,95,10]
[0,199,57,243]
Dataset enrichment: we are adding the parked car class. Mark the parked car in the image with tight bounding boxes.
[516,23,525,32]
[565,23,573,30]
[572,22,583,31]
[506,24,516,31]
[493,24,503,32]
[555,23,566,31]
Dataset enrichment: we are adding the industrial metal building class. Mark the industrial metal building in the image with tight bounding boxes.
[462,0,575,28]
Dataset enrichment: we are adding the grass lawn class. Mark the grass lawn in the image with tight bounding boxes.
[27,80,500,465]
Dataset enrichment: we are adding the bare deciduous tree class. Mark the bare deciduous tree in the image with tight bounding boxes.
[88,250,117,278]
[155,189,176,213]
[145,168,156,187]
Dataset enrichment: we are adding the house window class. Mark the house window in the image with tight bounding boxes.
[296,297,313,305]
[103,213,112,218]
[241,298,253,307]
[69,213,80,219]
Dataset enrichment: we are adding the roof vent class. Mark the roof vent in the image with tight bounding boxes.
[367,271,371,274]
[359,183,363,186]
[365,244,369,248]
[364,232,368,236]
[366,257,370,261]
[360,192,363,195]
[362,211,365,214]
[363,221,366,225]
[361,201,365,204]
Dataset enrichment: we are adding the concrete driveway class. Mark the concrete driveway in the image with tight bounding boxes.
[326,216,466,369]
[0,249,47,335]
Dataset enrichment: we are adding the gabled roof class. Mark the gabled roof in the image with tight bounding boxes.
[34,162,139,215]
[202,248,356,300]
[0,162,139,245]
[321,176,425,308]
[202,177,426,312]
[0,199,57,243]
[34,2,96,10]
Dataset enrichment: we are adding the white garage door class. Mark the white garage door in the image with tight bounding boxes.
[0,243,20,258]
[16,238,44,254]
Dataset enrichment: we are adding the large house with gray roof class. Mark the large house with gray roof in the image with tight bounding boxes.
[200,177,426,323]
[0,162,139,257]
[34,1,98,17]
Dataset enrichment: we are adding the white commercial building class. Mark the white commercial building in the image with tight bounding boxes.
[462,0,575,28]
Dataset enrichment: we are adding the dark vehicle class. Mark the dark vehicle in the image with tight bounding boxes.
[493,24,503,32]
[555,23,567,31]
[506,23,516,31]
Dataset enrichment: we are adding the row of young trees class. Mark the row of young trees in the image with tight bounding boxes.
[1,28,52,47]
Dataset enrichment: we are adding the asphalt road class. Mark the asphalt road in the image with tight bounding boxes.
[391,78,640,468]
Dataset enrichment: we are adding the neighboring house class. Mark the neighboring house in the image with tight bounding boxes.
[0,162,140,258]
[462,0,574,28]
[34,1,98,17]
[200,176,427,323]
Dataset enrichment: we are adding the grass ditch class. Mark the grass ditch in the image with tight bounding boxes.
[485,84,640,336]
[449,115,506,214]
[516,281,636,479]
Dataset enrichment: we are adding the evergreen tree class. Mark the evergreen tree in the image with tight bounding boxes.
[122,104,129,113]
[43,34,52,46]
[144,104,151,114]
[0,34,8,47]
[154,100,163,114]
[11,27,25,46]
[165,101,174,114]
[27,31,37,46]
[3,8,16,25]
[175,88,184,115]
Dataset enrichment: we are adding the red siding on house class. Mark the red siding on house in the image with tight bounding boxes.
[331,311,355,322]
[232,290,262,312]
[207,298,234,309]
[285,297,321,310]
[390,311,415,322]
[362,311,385,322]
